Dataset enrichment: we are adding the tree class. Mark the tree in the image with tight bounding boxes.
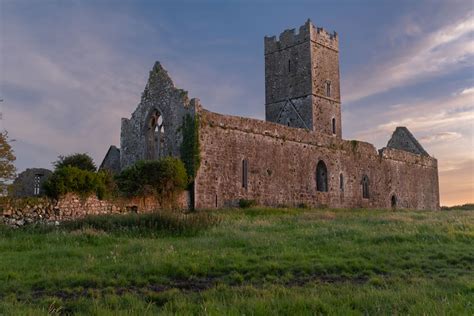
[0,131,16,190]
[53,153,96,172]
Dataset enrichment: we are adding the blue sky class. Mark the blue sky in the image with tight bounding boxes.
[1,0,473,205]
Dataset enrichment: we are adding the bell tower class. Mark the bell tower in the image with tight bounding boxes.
[264,19,341,137]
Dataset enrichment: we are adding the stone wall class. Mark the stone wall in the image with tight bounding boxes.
[1,191,190,227]
[194,109,439,210]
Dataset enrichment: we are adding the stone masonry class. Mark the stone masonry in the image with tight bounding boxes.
[11,168,52,197]
[1,192,190,227]
[119,62,197,170]
[101,20,440,211]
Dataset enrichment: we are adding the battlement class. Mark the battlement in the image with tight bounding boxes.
[264,19,338,54]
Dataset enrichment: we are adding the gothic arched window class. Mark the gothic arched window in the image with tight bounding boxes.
[316,160,328,192]
[145,109,164,160]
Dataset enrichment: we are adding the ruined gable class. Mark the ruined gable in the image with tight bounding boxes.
[120,62,198,170]
[387,127,429,156]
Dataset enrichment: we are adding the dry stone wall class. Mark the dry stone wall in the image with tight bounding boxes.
[1,192,190,228]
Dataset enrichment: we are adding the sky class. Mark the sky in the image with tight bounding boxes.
[0,0,473,206]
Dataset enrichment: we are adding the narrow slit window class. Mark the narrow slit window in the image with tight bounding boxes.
[332,118,336,134]
[242,159,248,189]
[339,173,344,192]
[326,81,331,97]
[288,59,291,73]
[362,175,370,199]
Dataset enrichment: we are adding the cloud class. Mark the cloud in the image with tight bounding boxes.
[459,86,474,95]
[344,13,474,103]
[0,6,151,171]
[376,108,474,135]
[355,92,474,143]
[0,2,264,173]
[420,132,462,144]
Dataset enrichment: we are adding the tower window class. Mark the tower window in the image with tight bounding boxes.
[326,81,331,97]
[332,118,336,134]
[288,59,291,73]
[339,173,344,192]
[242,159,248,189]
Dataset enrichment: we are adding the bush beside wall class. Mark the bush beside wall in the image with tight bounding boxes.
[116,158,188,207]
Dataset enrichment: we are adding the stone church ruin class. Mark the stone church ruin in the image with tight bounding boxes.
[101,20,440,210]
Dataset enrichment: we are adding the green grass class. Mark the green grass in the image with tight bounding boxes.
[0,207,472,315]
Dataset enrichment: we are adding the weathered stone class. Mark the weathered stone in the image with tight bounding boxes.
[118,62,197,170]
[99,20,439,211]
[265,20,341,137]
[0,192,189,227]
[386,127,428,156]
[10,168,52,197]
[99,145,121,174]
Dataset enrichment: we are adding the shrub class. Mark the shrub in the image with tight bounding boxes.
[239,199,257,208]
[96,170,118,199]
[116,158,188,205]
[53,153,97,172]
[43,166,109,199]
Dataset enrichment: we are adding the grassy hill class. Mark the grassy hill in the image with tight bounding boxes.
[0,207,472,315]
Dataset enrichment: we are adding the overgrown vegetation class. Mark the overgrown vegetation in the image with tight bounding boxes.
[180,114,200,183]
[41,153,113,200]
[42,166,111,199]
[350,139,359,153]
[42,152,190,203]
[115,157,187,205]
[239,198,257,208]
[0,208,472,314]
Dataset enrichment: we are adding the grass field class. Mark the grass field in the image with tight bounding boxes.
[0,207,473,315]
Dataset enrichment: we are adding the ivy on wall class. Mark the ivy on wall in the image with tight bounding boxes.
[180,114,201,183]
